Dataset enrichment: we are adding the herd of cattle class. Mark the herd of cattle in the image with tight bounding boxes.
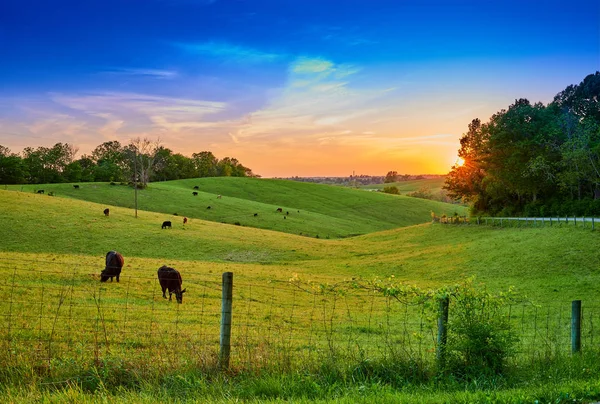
[101,250,186,304]
[36,184,303,303]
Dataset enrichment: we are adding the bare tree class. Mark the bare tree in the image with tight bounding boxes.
[127,137,162,188]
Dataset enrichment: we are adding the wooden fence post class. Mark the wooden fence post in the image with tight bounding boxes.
[220,272,234,369]
[436,296,450,370]
[572,300,582,354]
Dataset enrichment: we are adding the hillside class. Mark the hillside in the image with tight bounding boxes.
[0,189,598,304]
[361,177,447,195]
[6,178,465,238]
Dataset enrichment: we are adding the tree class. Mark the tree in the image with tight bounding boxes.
[193,151,218,177]
[0,146,28,184]
[126,137,162,188]
[92,141,126,182]
[384,171,398,183]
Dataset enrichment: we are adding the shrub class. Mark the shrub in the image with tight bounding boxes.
[383,186,399,195]
[442,281,519,380]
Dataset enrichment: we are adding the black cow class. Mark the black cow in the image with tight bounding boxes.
[104,208,110,216]
[157,265,186,303]
[192,191,198,196]
[162,221,172,229]
[73,185,80,189]
[193,186,199,190]
[100,251,124,282]
[36,190,44,194]
[206,206,211,209]
[253,213,258,217]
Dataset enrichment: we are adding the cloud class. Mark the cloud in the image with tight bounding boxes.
[226,57,393,147]
[103,68,178,79]
[174,41,284,63]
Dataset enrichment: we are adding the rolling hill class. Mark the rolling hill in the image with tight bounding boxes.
[5,178,466,239]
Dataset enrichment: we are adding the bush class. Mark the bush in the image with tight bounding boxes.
[442,282,519,380]
[383,186,399,195]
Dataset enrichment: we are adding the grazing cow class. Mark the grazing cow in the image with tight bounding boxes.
[206,206,211,209]
[162,221,172,229]
[48,192,54,196]
[276,208,283,212]
[193,186,199,190]
[103,208,110,216]
[192,192,198,196]
[253,213,258,217]
[73,185,80,189]
[157,265,186,303]
[217,195,222,199]
[284,216,286,219]
[36,190,44,194]
[183,217,188,224]
[100,251,124,282]
[286,211,289,215]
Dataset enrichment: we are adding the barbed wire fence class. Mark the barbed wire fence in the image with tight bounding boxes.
[0,260,597,375]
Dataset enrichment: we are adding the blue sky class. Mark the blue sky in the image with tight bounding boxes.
[0,0,598,176]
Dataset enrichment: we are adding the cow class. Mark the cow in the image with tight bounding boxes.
[192,192,198,196]
[217,195,222,199]
[48,192,55,196]
[286,211,289,215]
[183,217,188,224]
[193,186,199,190]
[162,221,172,229]
[206,206,211,209]
[100,251,124,282]
[276,208,283,212]
[253,213,258,217]
[103,208,110,216]
[157,265,186,303]
[36,190,44,194]
[73,185,80,189]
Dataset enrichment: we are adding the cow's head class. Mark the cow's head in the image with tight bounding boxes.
[100,270,110,282]
[175,288,187,304]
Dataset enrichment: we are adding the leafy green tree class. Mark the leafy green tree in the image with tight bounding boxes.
[193,151,218,177]
[0,146,28,184]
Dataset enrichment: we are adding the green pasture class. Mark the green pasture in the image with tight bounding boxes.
[1,186,600,402]
[5,177,465,238]
[360,177,447,195]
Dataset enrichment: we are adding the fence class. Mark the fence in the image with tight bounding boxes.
[439,215,599,230]
[0,261,598,373]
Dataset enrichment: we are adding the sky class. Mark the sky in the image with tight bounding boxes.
[0,0,599,177]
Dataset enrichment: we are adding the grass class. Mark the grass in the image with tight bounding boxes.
[1,181,600,402]
[360,177,447,195]
[5,177,466,238]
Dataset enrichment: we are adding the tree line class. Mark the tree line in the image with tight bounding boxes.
[0,138,256,186]
[444,72,600,216]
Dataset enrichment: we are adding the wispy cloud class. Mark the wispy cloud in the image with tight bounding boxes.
[174,41,285,63]
[103,68,178,79]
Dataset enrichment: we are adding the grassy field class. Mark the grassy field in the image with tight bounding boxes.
[5,177,465,238]
[1,183,600,402]
[360,177,447,195]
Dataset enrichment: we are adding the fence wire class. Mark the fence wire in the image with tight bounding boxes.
[0,262,597,372]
